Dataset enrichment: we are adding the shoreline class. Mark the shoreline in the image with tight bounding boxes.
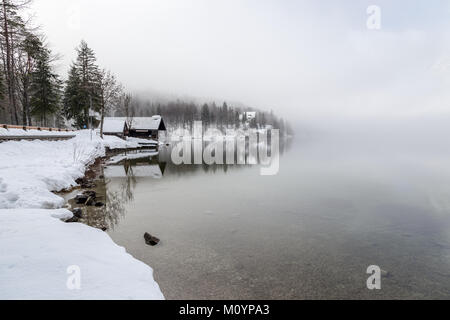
[0,133,164,299]
[57,146,156,231]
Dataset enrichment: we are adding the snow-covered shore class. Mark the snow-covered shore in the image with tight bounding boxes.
[0,130,164,300]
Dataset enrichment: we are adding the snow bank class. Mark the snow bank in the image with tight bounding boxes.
[0,131,164,299]
[0,209,163,300]
[0,128,76,136]
[0,130,146,209]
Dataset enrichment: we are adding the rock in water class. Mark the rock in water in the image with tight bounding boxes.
[81,182,95,189]
[75,177,86,185]
[76,177,95,189]
[85,196,95,206]
[83,190,97,199]
[144,233,160,246]
[75,194,88,204]
[72,208,83,218]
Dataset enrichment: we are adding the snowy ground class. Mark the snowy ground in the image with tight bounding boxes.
[0,130,164,300]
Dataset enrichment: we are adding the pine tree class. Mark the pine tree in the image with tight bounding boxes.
[63,40,100,128]
[63,65,84,127]
[201,103,210,127]
[260,112,266,128]
[234,110,240,128]
[29,47,61,126]
[222,102,228,127]
[17,33,44,126]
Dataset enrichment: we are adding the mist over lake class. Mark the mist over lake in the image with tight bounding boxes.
[101,117,450,299]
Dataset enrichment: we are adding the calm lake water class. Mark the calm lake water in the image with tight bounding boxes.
[102,133,450,299]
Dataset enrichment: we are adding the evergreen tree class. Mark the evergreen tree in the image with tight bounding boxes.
[156,103,162,116]
[29,47,61,126]
[234,110,240,128]
[63,65,84,127]
[222,102,228,127]
[63,40,100,128]
[17,33,44,126]
[260,112,267,128]
[201,103,210,126]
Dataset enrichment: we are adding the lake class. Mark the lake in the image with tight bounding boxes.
[101,133,450,299]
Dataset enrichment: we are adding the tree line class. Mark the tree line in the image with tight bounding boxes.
[0,0,128,135]
[117,97,294,136]
[0,0,62,126]
[0,0,292,137]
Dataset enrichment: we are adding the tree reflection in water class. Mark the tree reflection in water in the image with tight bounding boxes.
[103,138,292,229]
[104,154,165,230]
[104,160,138,230]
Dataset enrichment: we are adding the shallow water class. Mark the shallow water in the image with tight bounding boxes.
[102,135,450,299]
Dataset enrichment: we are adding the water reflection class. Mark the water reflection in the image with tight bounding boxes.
[104,155,161,230]
[102,139,292,230]
[97,135,450,299]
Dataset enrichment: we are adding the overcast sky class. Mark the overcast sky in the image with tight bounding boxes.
[30,0,450,123]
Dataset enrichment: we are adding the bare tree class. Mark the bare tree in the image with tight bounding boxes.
[120,92,135,130]
[98,69,122,138]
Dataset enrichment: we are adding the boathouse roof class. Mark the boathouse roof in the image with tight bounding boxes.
[104,116,166,131]
[102,118,127,133]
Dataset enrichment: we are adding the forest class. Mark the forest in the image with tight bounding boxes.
[115,97,294,136]
[0,0,292,136]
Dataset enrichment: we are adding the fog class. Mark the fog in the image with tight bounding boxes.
[7,1,450,299]
[31,0,450,129]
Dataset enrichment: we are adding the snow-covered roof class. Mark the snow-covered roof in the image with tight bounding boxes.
[102,119,126,133]
[245,112,256,120]
[104,116,165,131]
[131,116,166,131]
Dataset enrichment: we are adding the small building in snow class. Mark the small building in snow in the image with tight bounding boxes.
[245,112,257,121]
[128,116,166,140]
[102,116,166,140]
[102,118,129,138]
